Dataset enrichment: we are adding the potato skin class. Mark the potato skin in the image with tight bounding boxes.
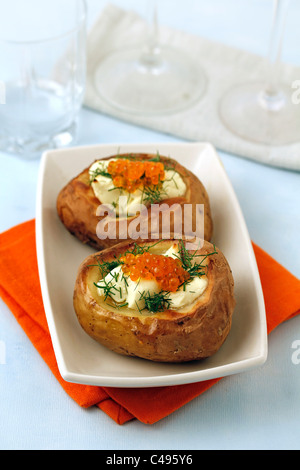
[73,239,235,363]
[57,153,213,250]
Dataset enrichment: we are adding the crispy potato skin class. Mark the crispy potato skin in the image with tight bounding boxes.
[57,153,213,250]
[73,239,235,363]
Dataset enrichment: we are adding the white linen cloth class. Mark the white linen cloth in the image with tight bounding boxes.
[84,4,300,171]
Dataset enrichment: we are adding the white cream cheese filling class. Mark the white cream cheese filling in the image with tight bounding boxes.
[89,159,187,217]
[96,245,208,312]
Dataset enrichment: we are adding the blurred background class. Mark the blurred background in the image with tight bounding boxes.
[84,0,300,64]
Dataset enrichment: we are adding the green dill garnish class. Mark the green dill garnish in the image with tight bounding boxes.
[142,182,167,205]
[94,277,119,302]
[93,261,129,309]
[89,162,113,184]
[164,170,179,189]
[106,301,129,310]
[139,290,172,313]
[108,186,122,193]
[89,241,164,279]
[148,151,161,162]
[123,240,164,257]
[177,239,218,283]
[88,256,120,278]
[114,153,135,161]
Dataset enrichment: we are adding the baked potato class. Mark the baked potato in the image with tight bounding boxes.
[57,153,213,250]
[73,237,235,363]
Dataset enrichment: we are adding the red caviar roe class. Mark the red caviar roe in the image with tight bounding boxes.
[120,252,190,292]
[107,159,165,193]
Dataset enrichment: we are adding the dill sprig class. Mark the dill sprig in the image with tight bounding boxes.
[93,262,129,309]
[88,256,120,278]
[90,240,164,280]
[148,151,161,162]
[163,170,179,189]
[139,290,172,313]
[142,182,167,205]
[94,276,119,302]
[110,151,161,162]
[122,240,165,257]
[89,241,164,280]
[177,240,218,282]
[89,163,112,184]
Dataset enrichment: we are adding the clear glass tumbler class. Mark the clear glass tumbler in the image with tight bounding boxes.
[0,0,87,159]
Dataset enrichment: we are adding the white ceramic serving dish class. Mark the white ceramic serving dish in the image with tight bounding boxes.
[36,142,267,388]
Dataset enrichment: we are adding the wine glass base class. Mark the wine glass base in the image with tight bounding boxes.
[94,46,207,116]
[219,82,300,146]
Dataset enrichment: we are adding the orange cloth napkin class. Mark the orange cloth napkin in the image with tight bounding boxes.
[0,219,299,425]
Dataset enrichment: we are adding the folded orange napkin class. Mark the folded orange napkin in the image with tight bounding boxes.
[0,219,299,425]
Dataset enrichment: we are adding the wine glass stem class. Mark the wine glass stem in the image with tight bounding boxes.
[139,0,162,70]
[262,0,290,109]
[147,0,160,55]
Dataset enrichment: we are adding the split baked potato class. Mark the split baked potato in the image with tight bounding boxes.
[73,237,235,363]
[57,153,213,250]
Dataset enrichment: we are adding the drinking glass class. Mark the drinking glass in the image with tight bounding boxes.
[0,0,87,159]
[219,0,299,146]
[94,0,207,116]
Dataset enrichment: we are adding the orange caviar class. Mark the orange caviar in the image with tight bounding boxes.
[107,159,165,193]
[120,252,190,292]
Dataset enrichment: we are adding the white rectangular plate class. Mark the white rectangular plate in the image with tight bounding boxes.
[36,142,267,388]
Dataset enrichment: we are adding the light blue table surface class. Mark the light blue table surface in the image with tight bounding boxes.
[0,0,299,450]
